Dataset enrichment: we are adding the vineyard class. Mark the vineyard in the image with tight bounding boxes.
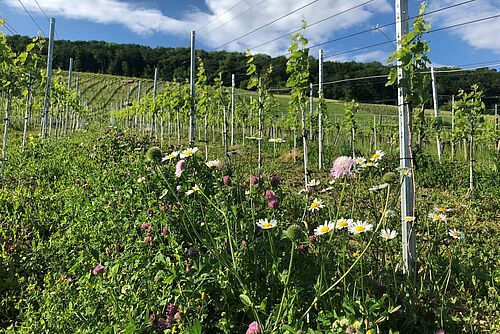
[1,2,500,334]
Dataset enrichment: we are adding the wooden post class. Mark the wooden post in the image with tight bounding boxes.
[431,67,442,162]
[42,18,55,139]
[189,30,196,146]
[318,49,324,170]
[396,0,416,273]
[231,73,235,147]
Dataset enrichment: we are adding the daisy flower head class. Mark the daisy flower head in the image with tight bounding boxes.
[256,218,278,230]
[429,212,447,222]
[185,184,200,196]
[348,220,373,234]
[380,229,398,241]
[206,159,224,170]
[306,179,321,187]
[397,166,412,177]
[180,147,198,158]
[308,198,325,212]
[335,217,353,230]
[365,161,379,168]
[449,229,464,240]
[434,206,452,214]
[371,150,385,162]
[355,156,367,167]
[330,156,356,179]
[314,221,335,236]
[403,216,416,222]
[162,151,179,162]
[268,137,285,143]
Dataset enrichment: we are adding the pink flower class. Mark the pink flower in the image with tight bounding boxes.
[250,175,259,185]
[264,190,276,200]
[175,160,185,178]
[330,156,356,179]
[246,321,261,334]
[162,227,169,236]
[222,175,231,186]
[141,222,153,233]
[268,198,278,209]
[92,264,106,275]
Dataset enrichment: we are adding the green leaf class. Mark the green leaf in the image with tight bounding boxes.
[239,293,253,307]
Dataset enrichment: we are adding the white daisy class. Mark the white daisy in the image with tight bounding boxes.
[306,179,321,187]
[348,221,373,234]
[162,151,179,162]
[314,221,335,236]
[448,229,464,240]
[180,147,198,158]
[205,160,223,169]
[335,217,353,230]
[429,213,447,222]
[355,156,367,167]
[380,229,398,241]
[308,198,325,212]
[370,150,385,162]
[256,218,278,230]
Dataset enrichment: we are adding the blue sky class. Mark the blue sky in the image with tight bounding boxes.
[1,0,499,69]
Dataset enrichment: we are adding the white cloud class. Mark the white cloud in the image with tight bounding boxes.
[4,0,392,55]
[428,0,500,54]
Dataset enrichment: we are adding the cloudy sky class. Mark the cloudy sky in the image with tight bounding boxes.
[1,0,499,69]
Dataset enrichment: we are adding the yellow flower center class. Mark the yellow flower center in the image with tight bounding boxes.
[262,223,272,229]
[434,215,442,221]
[452,232,461,238]
[185,150,193,156]
[338,221,348,227]
[320,226,329,233]
[438,207,446,212]
[372,153,380,159]
[355,225,366,232]
[310,202,320,209]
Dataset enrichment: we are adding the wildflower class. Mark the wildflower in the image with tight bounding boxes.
[434,206,452,213]
[314,221,335,236]
[435,329,445,334]
[306,179,321,187]
[268,138,285,143]
[264,190,276,200]
[348,220,373,234]
[250,175,260,185]
[137,176,146,183]
[308,235,317,243]
[403,216,416,222]
[241,240,247,249]
[92,264,106,275]
[365,161,379,168]
[330,156,356,179]
[380,229,398,241]
[320,186,335,193]
[175,160,185,178]
[162,150,179,162]
[141,222,153,233]
[384,209,396,218]
[270,175,280,188]
[180,147,198,158]
[268,198,279,209]
[222,175,231,186]
[144,235,153,245]
[246,321,261,334]
[308,198,324,211]
[371,150,385,161]
[206,159,223,169]
[256,218,278,230]
[245,136,262,141]
[335,217,353,230]
[429,212,447,222]
[449,229,464,239]
[161,227,169,236]
[397,166,412,177]
[185,184,200,196]
[355,156,367,167]
[369,183,389,191]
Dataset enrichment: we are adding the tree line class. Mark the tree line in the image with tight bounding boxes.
[6,35,500,109]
